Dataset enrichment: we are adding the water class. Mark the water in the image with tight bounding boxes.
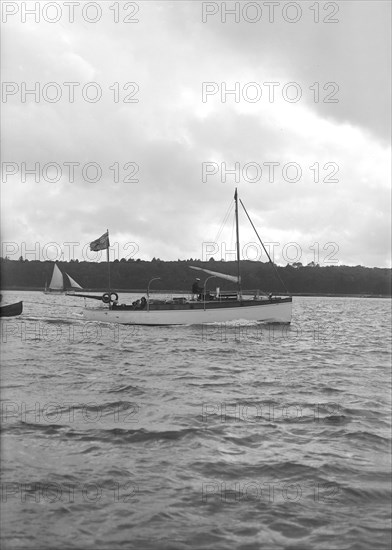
[1,291,391,549]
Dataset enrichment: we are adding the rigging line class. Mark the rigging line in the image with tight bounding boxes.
[212,204,229,243]
[213,200,234,243]
[239,199,289,294]
[217,201,234,243]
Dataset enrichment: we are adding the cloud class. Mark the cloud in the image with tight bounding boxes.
[1,0,391,267]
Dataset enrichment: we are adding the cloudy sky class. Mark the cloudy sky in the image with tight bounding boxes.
[1,0,391,267]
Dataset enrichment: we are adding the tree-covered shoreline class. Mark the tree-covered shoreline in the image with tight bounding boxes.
[1,258,390,296]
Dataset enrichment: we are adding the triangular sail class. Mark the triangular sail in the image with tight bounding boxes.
[189,265,240,284]
[65,273,83,289]
[49,264,64,290]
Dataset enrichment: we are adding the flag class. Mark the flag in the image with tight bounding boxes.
[90,231,110,251]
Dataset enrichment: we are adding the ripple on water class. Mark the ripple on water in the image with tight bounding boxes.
[0,294,391,549]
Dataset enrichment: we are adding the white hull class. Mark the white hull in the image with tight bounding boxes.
[83,300,292,325]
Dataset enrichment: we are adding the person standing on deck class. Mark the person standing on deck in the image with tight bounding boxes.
[192,278,202,300]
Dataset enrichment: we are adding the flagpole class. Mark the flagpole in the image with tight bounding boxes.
[234,188,242,299]
[107,229,111,293]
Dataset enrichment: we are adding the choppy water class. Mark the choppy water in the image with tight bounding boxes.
[1,291,391,550]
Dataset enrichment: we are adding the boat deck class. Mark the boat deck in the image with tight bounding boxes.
[111,297,292,311]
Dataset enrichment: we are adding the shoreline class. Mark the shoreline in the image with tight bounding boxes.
[1,288,391,298]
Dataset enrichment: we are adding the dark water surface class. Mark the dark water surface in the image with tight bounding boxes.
[1,292,391,549]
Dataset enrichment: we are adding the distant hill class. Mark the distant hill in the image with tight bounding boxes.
[1,258,391,296]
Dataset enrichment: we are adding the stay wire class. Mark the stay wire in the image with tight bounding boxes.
[239,199,289,294]
[213,200,234,244]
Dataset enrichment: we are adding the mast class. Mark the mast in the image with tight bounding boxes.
[234,188,242,298]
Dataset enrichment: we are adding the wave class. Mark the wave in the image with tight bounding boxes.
[2,421,199,445]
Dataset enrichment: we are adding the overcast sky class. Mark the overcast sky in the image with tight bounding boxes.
[1,0,391,267]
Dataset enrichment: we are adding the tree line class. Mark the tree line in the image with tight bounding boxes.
[0,258,391,295]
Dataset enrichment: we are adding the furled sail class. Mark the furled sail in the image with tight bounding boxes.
[189,266,240,284]
[49,264,64,290]
[66,273,83,289]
